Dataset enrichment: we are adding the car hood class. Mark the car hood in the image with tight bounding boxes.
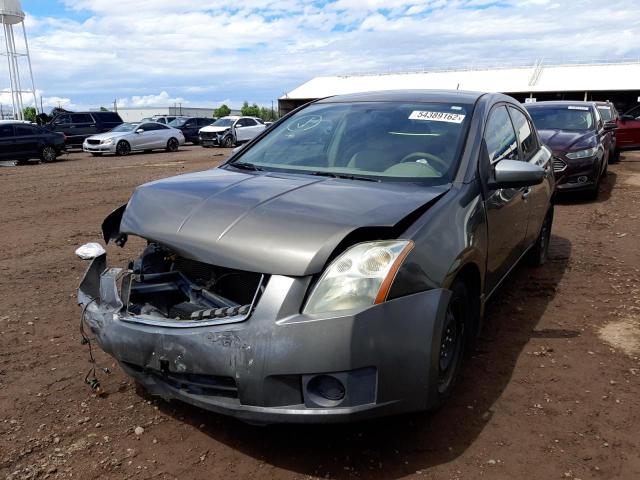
[200,126,231,133]
[87,131,131,141]
[117,168,449,276]
[537,129,596,153]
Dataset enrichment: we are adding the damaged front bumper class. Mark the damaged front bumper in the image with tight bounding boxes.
[78,253,450,424]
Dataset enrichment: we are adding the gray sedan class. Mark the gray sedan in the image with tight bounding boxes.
[77,90,555,424]
[83,122,185,156]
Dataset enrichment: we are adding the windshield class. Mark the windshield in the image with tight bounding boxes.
[228,102,472,183]
[110,123,139,133]
[527,106,595,131]
[169,118,188,127]
[597,106,613,122]
[212,118,235,128]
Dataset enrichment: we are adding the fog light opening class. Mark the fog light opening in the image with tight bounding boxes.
[306,375,346,406]
[578,176,588,183]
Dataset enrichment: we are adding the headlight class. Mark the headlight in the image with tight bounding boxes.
[100,138,115,145]
[303,240,414,315]
[566,147,597,159]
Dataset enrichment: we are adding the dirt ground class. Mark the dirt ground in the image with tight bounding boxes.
[1,146,639,480]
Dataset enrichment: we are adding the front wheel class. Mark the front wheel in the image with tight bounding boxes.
[40,145,57,163]
[432,280,469,408]
[528,208,553,267]
[222,136,234,148]
[166,138,179,152]
[116,140,131,156]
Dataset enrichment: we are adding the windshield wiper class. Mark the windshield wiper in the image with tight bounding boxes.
[228,162,264,172]
[310,171,380,182]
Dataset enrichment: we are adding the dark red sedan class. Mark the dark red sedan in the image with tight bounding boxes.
[616,104,640,155]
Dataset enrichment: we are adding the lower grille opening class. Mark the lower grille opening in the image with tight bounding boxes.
[124,362,238,398]
[123,243,267,325]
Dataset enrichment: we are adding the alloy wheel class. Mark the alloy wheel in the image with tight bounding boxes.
[41,146,57,163]
[116,141,131,156]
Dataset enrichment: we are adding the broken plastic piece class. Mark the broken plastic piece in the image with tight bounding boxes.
[75,243,106,260]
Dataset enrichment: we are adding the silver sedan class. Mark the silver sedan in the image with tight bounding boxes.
[83,122,185,156]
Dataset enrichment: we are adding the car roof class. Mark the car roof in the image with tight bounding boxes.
[0,120,33,125]
[316,89,485,105]
[525,100,595,109]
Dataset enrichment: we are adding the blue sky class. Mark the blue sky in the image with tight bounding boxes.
[1,0,639,112]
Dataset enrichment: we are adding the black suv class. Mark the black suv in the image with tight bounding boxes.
[0,121,66,164]
[168,117,216,144]
[45,111,123,147]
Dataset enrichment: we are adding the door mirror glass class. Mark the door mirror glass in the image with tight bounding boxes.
[493,159,544,188]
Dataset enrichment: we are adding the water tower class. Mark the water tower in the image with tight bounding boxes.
[1,0,38,120]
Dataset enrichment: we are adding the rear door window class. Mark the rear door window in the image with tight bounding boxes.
[508,107,538,160]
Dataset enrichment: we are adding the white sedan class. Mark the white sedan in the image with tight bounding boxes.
[198,116,267,148]
[83,122,185,156]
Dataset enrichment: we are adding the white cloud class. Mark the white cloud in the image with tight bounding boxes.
[116,91,188,108]
[1,0,637,110]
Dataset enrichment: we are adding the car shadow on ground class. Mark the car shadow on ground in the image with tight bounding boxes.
[152,235,572,479]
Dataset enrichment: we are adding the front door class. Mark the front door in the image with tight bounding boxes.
[13,124,40,159]
[482,105,530,293]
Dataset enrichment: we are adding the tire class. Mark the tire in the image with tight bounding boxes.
[166,138,179,152]
[222,136,234,148]
[528,208,553,267]
[192,138,200,145]
[611,148,620,164]
[116,140,131,156]
[587,171,601,200]
[432,279,470,409]
[91,153,103,157]
[40,145,57,163]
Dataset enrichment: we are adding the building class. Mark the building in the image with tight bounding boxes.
[113,106,240,122]
[279,59,640,115]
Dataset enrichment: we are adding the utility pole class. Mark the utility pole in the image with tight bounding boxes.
[113,99,117,112]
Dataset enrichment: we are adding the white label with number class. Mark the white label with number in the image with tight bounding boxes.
[409,111,466,123]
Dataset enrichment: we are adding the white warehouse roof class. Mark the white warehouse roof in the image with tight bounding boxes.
[282,60,640,100]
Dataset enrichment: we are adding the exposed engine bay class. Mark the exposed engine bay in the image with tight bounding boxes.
[122,243,266,326]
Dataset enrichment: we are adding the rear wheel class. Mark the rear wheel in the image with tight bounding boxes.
[40,145,57,163]
[166,138,179,152]
[116,140,131,156]
[432,279,469,408]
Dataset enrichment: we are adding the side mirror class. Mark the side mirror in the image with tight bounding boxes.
[492,160,544,189]
[604,122,618,132]
[620,114,635,122]
[136,128,144,134]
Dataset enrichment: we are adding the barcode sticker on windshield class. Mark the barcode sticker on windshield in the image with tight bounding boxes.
[409,111,466,123]
[568,106,589,111]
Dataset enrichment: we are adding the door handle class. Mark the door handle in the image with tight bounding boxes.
[522,188,532,200]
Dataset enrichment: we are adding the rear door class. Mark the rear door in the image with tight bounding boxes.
[617,105,640,149]
[70,114,96,143]
[482,105,531,293]
[508,106,553,245]
[0,124,16,159]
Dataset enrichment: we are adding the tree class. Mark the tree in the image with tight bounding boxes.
[214,104,231,118]
[22,107,37,122]
[240,101,261,118]
[99,106,109,112]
